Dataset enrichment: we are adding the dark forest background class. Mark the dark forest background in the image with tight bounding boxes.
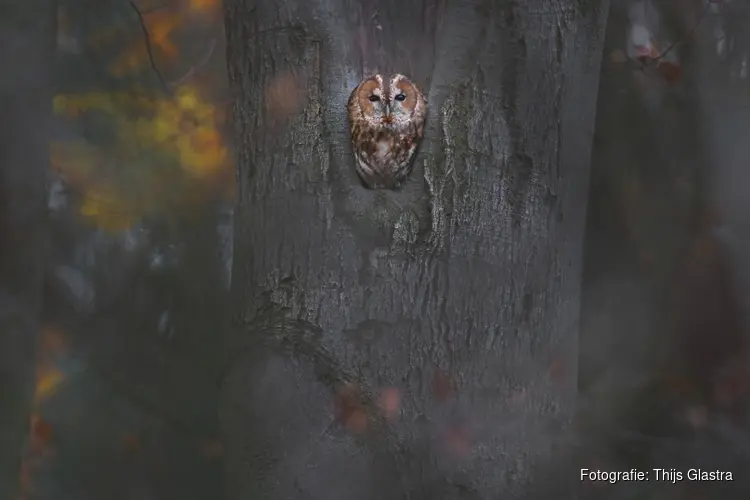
[3,0,750,498]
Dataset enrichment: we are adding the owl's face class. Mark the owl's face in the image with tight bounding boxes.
[352,74,423,131]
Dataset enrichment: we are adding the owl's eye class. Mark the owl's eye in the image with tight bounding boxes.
[368,95,380,102]
[394,93,406,101]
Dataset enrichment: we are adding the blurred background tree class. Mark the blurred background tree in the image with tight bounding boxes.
[8,0,231,499]
[0,0,53,498]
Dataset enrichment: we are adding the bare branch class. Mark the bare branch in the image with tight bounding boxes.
[653,0,711,64]
[169,38,217,87]
[127,0,169,94]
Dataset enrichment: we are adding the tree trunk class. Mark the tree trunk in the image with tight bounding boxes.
[579,0,714,481]
[579,2,750,497]
[221,0,608,498]
[0,0,54,497]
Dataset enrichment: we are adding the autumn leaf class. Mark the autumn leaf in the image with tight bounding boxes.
[52,84,231,231]
[34,366,64,404]
[334,383,368,433]
[188,0,221,15]
[79,189,139,232]
[110,10,183,77]
[431,370,455,402]
[142,11,182,59]
[377,387,401,420]
[657,60,682,86]
[177,127,227,177]
[19,414,57,498]
[29,415,54,451]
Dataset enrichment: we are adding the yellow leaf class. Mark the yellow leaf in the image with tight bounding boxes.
[177,87,198,111]
[35,368,64,403]
[79,190,138,232]
[50,85,232,228]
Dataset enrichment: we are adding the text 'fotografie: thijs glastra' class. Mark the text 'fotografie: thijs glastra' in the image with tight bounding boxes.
[581,468,733,484]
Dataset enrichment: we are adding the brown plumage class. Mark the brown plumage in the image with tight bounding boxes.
[347,74,427,189]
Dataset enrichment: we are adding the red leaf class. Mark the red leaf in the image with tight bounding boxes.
[377,387,401,420]
[431,371,455,402]
[658,61,682,85]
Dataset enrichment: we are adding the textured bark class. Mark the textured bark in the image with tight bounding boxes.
[0,0,54,497]
[222,0,608,498]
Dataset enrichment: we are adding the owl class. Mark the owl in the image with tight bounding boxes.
[347,74,427,189]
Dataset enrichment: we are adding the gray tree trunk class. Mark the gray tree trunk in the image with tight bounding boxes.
[579,0,712,484]
[0,0,54,497]
[221,0,608,498]
[580,2,750,497]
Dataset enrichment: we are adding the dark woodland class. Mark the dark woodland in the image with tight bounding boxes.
[1,0,750,499]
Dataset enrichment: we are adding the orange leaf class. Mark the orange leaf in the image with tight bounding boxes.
[658,61,682,85]
[110,10,182,76]
[30,415,54,450]
[377,387,401,419]
[146,11,182,59]
[189,0,220,13]
[334,383,368,433]
[431,370,455,402]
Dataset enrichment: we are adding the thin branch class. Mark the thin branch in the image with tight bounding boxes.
[127,0,169,94]
[632,1,712,80]
[169,38,217,87]
[653,0,712,64]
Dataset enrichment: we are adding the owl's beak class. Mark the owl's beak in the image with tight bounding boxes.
[382,103,392,124]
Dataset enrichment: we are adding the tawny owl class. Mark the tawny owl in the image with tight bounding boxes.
[347,74,427,189]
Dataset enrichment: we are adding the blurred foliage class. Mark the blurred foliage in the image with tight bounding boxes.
[52,0,231,233]
[15,2,231,498]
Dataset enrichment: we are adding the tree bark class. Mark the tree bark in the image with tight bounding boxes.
[0,0,54,498]
[222,0,608,498]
